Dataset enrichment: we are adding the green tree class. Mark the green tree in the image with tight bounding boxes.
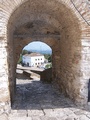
[22,49,29,55]
[48,55,52,62]
[45,63,52,69]
[44,54,52,62]
[17,54,22,64]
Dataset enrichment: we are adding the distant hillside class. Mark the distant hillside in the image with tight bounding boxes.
[23,41,52,55]
[28,50,52,55]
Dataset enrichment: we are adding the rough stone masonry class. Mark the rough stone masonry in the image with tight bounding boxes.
[0,0,90,114]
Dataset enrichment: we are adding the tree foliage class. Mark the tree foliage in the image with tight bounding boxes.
[44,54,52,62]
[45,63,52,69]
[17,54,22,64]
[22,49,29,55]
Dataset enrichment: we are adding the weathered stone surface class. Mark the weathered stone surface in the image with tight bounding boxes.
[40,116,57,120]
[0,0,90,113]
[0,114,8,120]
[41,68,52,83]
[9,117,32,120]
[28,109,44,117]
[7,79,90,120]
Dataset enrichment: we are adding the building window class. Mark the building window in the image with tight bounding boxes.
[35,59,37,61]
[38,59,39,60]
[35,63,37,65]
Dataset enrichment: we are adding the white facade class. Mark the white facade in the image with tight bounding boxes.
[22,53,44,67]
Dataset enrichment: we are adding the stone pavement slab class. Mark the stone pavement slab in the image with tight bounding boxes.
[9,117,32,120]
[32,116,41,120]
[7,79,90,120]
[78,115,90,120]
[40,116,57,120]
[0,114,8,120]
[28,109,44,117]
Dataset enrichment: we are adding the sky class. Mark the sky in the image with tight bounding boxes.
[23,41,52,54]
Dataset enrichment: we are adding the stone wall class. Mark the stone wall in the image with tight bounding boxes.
[0,0,90,113]
[41,68,52,83]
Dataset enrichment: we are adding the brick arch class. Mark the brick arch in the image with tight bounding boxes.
[7,0,81,105]
[0,0,90,113]
[71,0,90,26]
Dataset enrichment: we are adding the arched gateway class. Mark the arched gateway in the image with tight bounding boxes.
[0,0,90,113]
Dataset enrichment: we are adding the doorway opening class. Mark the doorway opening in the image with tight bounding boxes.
[17,41,52,81]
[12,41,53,109]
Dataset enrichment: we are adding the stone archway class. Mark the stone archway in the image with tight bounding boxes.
[7,0,81,105]
[0,0,90,113]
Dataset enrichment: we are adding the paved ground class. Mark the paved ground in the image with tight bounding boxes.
[1,77,90,120]
[17,65,44,71]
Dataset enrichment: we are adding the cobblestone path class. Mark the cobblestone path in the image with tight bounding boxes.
[1,78,90,120]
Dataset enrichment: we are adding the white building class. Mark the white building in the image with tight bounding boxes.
[22,53,45,67]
